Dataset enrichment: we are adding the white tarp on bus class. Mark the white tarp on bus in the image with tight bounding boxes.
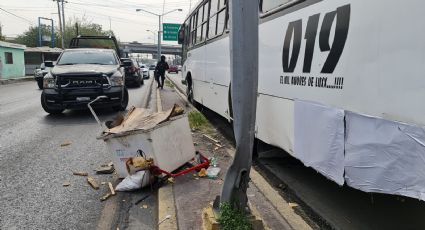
[345,112,425,200]
[294,100,345,185]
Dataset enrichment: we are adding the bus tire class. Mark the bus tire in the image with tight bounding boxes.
[186,74,196,106]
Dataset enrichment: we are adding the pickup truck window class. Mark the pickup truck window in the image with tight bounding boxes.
[57,50,118,65]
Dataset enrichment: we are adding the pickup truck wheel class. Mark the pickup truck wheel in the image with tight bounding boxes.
[113,88,129,111]
[41,92,63,114]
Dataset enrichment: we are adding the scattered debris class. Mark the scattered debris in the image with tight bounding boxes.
[101,182,106,185]
[198,168,207,177]
[60,141,72,147]
[167,177,175,184]
[108,182,116,195]
[135,194,150,205]
[96,165,114,174]
[158,214,171,225]
[87,177,99,190]
[73,171,88,176]
[206,167,221,179]
[203,134,220,144]
[142,205,148,209]
[63,182,71,187]
[126,157,154,174]
[100,193,112,201]
[115,171,150,191]
[209,157,218,167]
[193,173,197,177]
[288,202,299,208]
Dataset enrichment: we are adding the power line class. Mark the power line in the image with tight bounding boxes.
[0,7,34,24]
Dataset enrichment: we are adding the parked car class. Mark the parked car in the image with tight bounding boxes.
[124,59,143,87]
[34,62,53,89]
[40,35,130,115]
[139,63,150,79]
[168,65,178,73]
[149,64,156,70]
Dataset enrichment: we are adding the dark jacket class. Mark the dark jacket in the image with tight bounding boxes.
[155,60,169,75]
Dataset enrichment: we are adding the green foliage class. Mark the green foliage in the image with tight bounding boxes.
[218,203,252,230]
[188,111,213,133]
[14,16,117,48]
[164,79,175,88]
[15,25,59,47]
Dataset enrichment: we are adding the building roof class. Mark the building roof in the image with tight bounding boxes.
[0,41,26,50]
[25,46,63,53]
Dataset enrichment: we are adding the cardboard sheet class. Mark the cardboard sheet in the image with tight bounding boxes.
[294,100,345,185]
[345,112,425,200]
[104,104,184,137]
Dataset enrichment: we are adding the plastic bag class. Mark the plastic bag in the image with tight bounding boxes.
[115,170,150,191]
[206,167,221,179]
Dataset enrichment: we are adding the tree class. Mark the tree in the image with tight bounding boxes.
[61,17,118,48]
[15,25,58,47]
[14,17,117,48]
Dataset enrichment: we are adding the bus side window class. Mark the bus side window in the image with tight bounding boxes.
[191,13,198,45]
[216,1,227,34]
[262,0,296,13]
[208,0,219,38]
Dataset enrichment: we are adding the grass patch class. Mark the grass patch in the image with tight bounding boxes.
[165,79,174,88]
[218,203,252,230]
[188,110,214,133]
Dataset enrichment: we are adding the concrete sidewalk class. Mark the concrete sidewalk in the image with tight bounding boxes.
[0,76,34,85]
[159,76,311,230]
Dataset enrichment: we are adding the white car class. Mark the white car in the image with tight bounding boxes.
[138,63,150,79]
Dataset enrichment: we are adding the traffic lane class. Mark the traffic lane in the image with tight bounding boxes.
[0,79,153,229]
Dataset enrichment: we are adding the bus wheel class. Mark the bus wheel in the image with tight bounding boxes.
[186,76,196,106]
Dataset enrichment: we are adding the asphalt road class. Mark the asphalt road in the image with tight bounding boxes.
[0,78,155,230]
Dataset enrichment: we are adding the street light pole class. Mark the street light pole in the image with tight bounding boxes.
[158,15,161,61]
[136,8,182,61]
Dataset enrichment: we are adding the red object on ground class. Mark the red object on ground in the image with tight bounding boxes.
[150,153,209,178]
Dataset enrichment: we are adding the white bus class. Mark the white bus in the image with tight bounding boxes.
[178,0,425,201]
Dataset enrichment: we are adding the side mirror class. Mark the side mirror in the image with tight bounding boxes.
[178,27,185,45]
[120,59,132,67]
[44,61,54,68]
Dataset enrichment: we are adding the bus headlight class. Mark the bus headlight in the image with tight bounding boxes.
[43,74,55,88]
[110,71,124,86]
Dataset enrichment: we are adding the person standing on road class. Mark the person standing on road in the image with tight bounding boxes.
[155,55,169,89]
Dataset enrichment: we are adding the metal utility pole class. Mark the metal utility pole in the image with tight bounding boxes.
[54,0,64,48]
[61,0,66,46]
[220,0,259,211]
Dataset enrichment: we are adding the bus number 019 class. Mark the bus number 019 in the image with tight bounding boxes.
[282,4,351,74]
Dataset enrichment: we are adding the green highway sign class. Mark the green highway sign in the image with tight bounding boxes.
[163,23,181,41]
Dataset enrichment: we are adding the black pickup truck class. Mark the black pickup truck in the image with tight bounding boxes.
[40,36,131,114]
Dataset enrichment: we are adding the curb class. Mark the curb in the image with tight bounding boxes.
[156,88,178,230]
[0,76,34,85]
[158,184,178,230]
[141,76,154,108]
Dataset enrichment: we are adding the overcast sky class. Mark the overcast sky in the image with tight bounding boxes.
[0,0,200,44]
